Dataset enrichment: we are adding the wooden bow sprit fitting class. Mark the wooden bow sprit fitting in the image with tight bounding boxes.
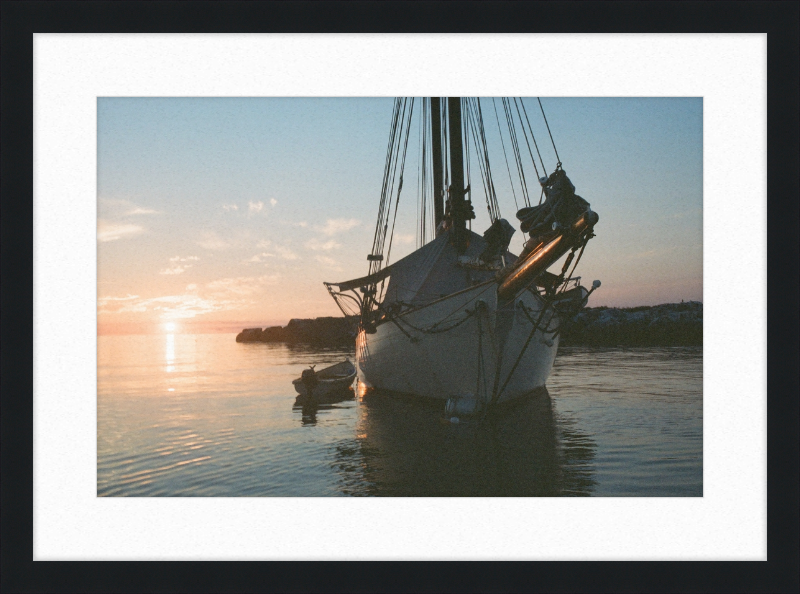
[497,208,599,300]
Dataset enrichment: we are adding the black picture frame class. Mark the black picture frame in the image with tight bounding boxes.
[2,1,798,592]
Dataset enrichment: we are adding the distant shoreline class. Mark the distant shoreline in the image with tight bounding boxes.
[236,301,702,347]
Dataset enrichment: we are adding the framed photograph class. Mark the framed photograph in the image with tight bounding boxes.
[2,1,797,592]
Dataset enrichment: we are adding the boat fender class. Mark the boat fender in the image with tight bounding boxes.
[445,393,479,417]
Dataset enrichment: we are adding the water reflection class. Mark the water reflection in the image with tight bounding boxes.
[293,388,356,427]
[99,336,699,497]
[165,333,175,373]
[334,386,597,496]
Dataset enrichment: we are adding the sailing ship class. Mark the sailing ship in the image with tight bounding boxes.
[325,98,600,413]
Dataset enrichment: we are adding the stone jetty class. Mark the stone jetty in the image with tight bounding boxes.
[236,302,702,347]
[559,301,702,346]
[236,316,358,346]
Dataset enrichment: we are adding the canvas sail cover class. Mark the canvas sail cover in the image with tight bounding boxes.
[380,229,515,307]
[329,226,517,308]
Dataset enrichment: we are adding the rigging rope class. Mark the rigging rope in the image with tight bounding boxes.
[364,97,416,309]
[464,98,472,215]
[484,299,558,414]
[442,101,449,189]
[513,98,542,181]
[386,282,496,336]
[537,97,562,167]
[417,98,429,249]
[560,234,591,293]
[473,98,501,222]
[367,96,570,320]
[379,98,409,259]
[383,98,415,270]
[369,98,402,275]
[519,98,547,179]
[502,97,531,208]
[465,98,500,223]
[492,98,520,212]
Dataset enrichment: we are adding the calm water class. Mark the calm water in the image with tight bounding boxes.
[98,334,702,496]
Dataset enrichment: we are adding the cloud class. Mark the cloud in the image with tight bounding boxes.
[317,218,360,236]
[253,241,299,261]
[125,207,159,216]
[196,231,230,250]
[315,255,341,270]
[98,294,139,307]
[160,265,191,275]
[98,276,281,319]
[97,201,157,242]
[270,198,278,207]
[98,292,240,319]
[206,274,281,297]
[306,238,341,251]
[97,220,144,243]
[248,249,299,264]
[272,246,299,260]
[222,204,239,211]
[280,220,308,228]
[248,200,264,213]
[99,198,160,217]
[169,256,199,263]
[146,295,234,319]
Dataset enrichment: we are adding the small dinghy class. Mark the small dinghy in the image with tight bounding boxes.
[292,359,357,399]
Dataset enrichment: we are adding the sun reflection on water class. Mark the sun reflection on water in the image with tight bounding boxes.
[165,333,175,373]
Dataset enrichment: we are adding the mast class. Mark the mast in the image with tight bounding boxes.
[447,97,465,230]
[447,97,472,251]
[430,98,444,233]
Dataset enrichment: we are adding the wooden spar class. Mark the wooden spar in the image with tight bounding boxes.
[447,98,465,223]
[447,97,468,250]
[497,209,599,300]
[430,98,444,233]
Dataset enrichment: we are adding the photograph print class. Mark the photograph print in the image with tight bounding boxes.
[97,97,702,497]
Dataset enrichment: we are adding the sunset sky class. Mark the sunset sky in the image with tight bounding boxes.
[97,97,702,334]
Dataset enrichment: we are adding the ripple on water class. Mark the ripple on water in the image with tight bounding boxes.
[98,337,702,497]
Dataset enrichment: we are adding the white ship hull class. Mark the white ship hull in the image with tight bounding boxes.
[355,282,561,404]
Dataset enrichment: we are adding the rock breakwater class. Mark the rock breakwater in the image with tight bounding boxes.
[560,301,702,346]
[236,316,358,346]
[236,302,701,347]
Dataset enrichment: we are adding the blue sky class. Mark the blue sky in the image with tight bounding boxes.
[97,97,702,333]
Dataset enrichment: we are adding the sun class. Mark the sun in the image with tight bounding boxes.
[165,322,177,332]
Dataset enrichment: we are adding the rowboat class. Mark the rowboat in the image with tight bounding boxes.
[292,359,357,398]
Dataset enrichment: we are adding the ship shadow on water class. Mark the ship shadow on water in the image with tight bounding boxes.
[334,388,597,497]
